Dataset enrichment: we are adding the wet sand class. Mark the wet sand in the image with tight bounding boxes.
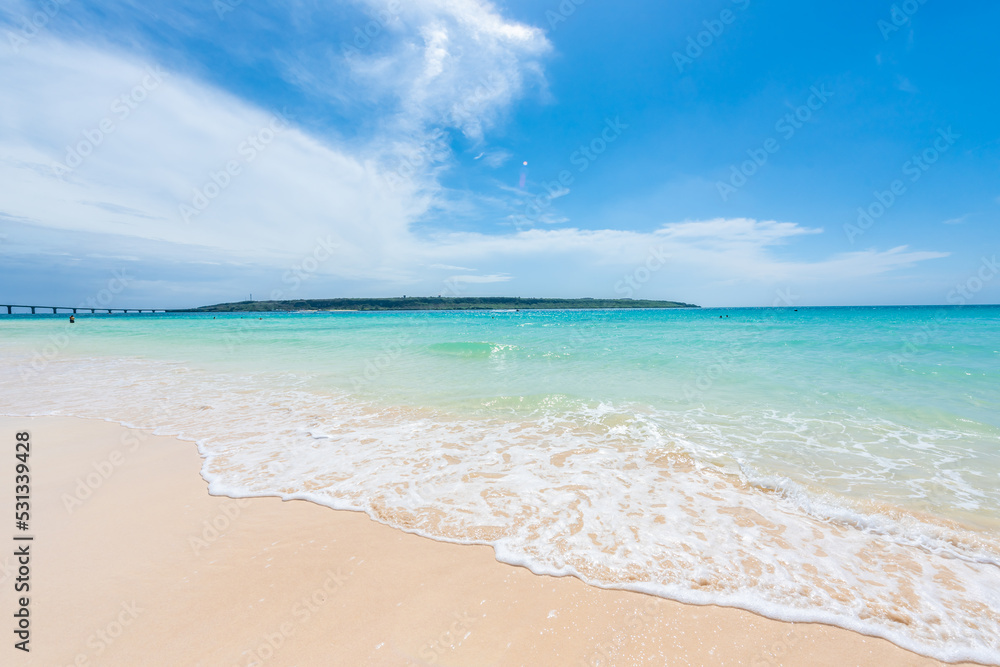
[0,416,979,666]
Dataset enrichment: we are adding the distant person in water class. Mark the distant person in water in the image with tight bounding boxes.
[69,315,75,323]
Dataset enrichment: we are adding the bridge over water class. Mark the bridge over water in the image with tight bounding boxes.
[1,304,167,315]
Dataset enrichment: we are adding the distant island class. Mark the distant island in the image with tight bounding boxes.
[185,297,699,312]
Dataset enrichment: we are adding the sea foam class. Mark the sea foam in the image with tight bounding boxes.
[2,353,998,665]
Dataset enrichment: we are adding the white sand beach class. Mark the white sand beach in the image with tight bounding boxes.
[0,416,978,666]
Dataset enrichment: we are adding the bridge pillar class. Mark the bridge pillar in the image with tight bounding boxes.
[30,307,35,314]
[72,308,77,314]
[52,307,57,314]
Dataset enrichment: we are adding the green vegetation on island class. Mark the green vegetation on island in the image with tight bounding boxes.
[186,297,699,312]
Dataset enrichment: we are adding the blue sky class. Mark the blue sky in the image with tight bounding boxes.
[1,0,998,308]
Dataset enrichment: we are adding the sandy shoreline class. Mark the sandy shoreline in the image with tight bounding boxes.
[0,416,978,666]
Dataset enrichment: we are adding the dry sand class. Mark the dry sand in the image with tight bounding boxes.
[0,416,979,666]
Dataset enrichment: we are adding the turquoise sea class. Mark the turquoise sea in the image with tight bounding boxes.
[2,306,999,663]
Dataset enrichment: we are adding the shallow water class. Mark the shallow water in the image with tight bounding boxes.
[2,306,998,663]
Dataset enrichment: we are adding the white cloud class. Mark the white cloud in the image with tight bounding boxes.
[659,218,821,244]
[943,215,967,225]
[418,221,944,282]
[446,273,511,284]
[429,263,474,271]
[290,0,550,144]
[0,40,425,273]
[896,76,919,94]
[478,149,512,167]
[0,30,950,307]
